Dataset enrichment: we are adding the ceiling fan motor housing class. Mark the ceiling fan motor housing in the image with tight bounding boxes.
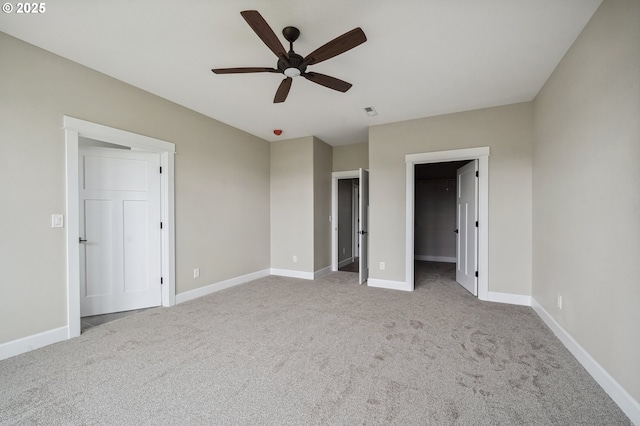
[278,52,306,74]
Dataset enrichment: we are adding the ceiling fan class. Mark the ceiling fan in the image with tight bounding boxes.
[212,10,367,103]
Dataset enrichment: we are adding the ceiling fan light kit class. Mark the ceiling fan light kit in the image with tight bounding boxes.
[212,10,366,103]
[284,67,301,78]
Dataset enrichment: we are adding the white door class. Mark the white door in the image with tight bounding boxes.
[353,183,359,259]
[358,169,369,284]
[455,160,478,295]
[79,146,162,316]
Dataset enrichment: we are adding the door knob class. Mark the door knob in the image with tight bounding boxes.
[79,237,87,243]
[454,229,458,234]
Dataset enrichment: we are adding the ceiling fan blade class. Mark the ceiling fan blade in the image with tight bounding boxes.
[303,72,352,92]
[212,67,278,74]
[303,28,366,66]
[274,78,293,103]
[240,10,288,58]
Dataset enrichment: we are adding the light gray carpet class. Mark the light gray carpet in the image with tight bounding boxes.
[0,262,630,425]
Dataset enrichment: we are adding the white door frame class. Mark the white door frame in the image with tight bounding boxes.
[331,170,359,271]
[64,116,176,338]
[405,147,489,299]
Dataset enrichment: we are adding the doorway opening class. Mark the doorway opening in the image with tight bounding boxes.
[337,178,359,273]
[414,160,473,292]
[331,169,369,284]
[405,147,489,298]
[64,117,176,339]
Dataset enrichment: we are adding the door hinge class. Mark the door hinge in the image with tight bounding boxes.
[475,221,478,227]
[475,271,478,278]
[160,222,163,229]
[160,277,164,285]
[160,166,163,174]
[476,171,479,178]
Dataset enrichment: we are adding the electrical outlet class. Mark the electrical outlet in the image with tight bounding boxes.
[557,294,562,310]
[293,255,297,263]
[193,268,200,278]
[380,262,385,270]
[51,214,64,228]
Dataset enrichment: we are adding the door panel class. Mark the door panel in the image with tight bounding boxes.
[83,155,149,191]
[123,200,150,293]
[456,160,478,295]
[79,146,161,316]
[84,200,113,297]
[359,168,369,284]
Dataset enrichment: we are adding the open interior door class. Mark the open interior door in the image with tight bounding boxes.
[455,160,478,295]
[79,146,162,316]
[358,168,369,284]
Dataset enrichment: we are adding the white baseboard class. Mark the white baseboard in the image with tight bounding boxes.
[485,291,532,306]
[0,326,69,361]
[367,278,413,291]
[414,255,456,263]
[338,257,354,268]
[270,268,315,280]
[177,268,330,301]
[314,266,332,279]
[268,267,331,280]
[532,298,640,424]
[176,269,271,304]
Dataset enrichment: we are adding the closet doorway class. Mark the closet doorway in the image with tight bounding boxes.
[414,160,477,294]
[405,147,489,298]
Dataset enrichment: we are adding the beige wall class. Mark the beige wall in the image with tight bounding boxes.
[0,33,271,344]
[270,137,314,272]
[270,136,333,274]
[313,137,333,271]
[369,103,533,295]
[333,142,368,172]
[532,0,640,402]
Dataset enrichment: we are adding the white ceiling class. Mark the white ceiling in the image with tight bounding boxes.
[0,0,602,146]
